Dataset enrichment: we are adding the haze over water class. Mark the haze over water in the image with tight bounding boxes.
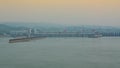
[0,0,120,26]
[0,0,120,68]
[0,37,120,68]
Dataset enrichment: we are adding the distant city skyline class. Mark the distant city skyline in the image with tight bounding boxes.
[0,0,120,26]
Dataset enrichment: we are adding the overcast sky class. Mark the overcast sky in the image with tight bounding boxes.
[0,0,120,26]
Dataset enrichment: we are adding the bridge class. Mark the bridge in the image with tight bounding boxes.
[10,28,120,38]
[31,32,102,38]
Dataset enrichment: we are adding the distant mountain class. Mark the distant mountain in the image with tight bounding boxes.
[3,22,64,28]
[0,24,27,34]
[3,22,120,29]
[3,22,65,32]
[1,23,120,34]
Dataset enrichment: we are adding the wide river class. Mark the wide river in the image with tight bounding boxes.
[0,37,120,68]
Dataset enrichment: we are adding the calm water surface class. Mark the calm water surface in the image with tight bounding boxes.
[0,37,120,68]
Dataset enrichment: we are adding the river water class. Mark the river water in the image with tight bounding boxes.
[0,37,120,68]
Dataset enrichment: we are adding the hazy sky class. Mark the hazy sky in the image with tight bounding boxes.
[0,0,120,26]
